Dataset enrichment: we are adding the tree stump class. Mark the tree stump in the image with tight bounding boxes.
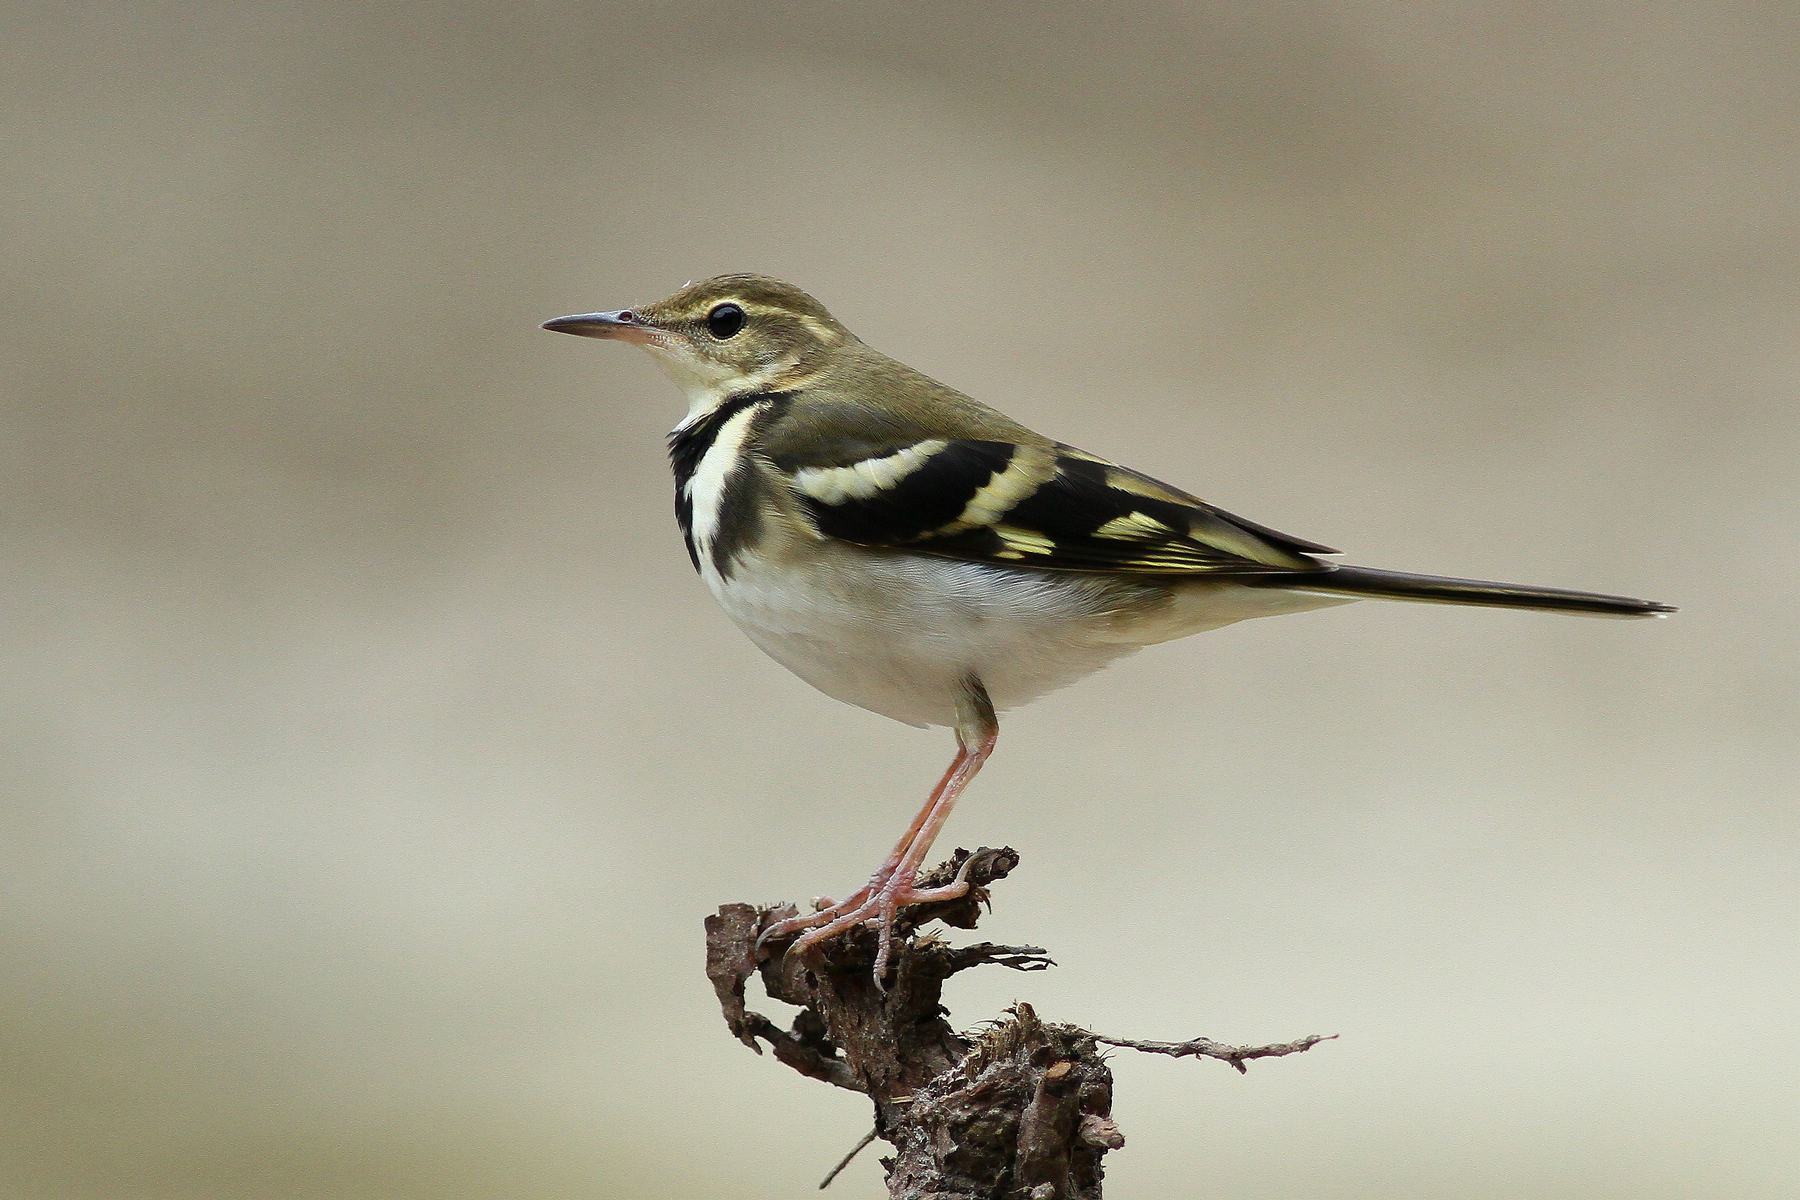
[704,848,1328,1199]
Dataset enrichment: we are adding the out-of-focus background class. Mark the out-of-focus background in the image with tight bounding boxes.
[5,4,1795,1198]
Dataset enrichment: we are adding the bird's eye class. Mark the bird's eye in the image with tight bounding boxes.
[706,302,745,339]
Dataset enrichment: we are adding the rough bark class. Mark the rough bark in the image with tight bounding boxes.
[704,848,1329,1199]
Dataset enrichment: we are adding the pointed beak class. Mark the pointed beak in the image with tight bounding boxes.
[540,309,662,346]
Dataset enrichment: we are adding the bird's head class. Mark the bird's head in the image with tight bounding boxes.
[543,274,854,411]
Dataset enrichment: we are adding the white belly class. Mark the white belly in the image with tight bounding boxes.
[701,540,1351,728]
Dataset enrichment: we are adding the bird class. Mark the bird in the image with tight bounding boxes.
[542,273,1673,981]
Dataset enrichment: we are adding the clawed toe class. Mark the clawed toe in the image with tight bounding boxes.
[756,889,864,953]
[755,855,979,983]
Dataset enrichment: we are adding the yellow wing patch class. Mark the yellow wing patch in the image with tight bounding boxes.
[1093,510,1177,540]
[792,439,948,504]
[942,446,1057,532]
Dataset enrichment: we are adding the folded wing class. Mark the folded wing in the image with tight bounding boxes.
[777,436,1337,575]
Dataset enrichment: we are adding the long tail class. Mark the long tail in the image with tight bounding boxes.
[1260,563,1676,618]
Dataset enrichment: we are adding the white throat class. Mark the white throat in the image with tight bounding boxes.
[643,345,793,421]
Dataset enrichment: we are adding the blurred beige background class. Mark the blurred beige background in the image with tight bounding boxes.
[5,4,1796,1198]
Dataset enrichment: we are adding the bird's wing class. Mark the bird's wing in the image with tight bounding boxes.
[770,435,1338,575]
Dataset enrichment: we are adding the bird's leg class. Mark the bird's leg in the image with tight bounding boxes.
[753,741,976,949]
[758,681,999,980]
[784,715,996,978]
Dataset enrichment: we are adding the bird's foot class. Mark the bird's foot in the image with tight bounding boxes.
[756,855,978,984]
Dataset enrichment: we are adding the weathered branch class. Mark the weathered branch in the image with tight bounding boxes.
[1091,1031,1338,1075]
[703,847,1331,1199]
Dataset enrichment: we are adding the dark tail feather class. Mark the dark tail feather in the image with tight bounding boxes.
[1263,564,1676,618]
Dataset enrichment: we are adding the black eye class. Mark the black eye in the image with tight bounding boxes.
[706,302,745,339]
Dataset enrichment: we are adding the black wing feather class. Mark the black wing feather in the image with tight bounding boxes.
[790,437,1334,575]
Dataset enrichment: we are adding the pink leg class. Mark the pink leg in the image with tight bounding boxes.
[758,681,1000,982]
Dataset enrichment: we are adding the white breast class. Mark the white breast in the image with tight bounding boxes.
[702,539,1149,727]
